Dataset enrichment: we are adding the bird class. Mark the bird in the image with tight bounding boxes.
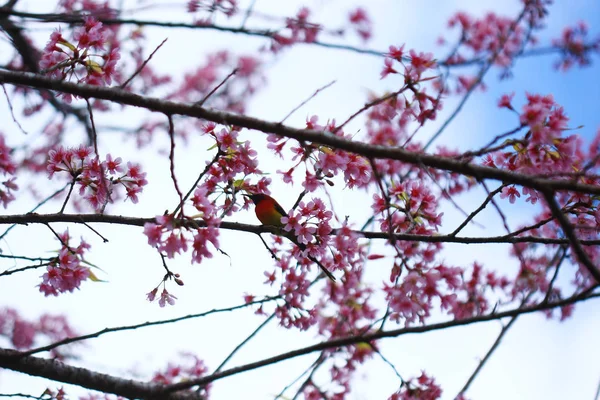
[244,193,336,281]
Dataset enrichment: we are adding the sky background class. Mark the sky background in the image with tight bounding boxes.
[1,0,600,399]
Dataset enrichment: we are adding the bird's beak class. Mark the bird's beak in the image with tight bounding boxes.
[242,193,254,203]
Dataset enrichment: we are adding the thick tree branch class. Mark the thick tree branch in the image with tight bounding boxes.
[0,70,599,196]
[0,212,599,246]
[163,288,600,391]
[0,348,202,399]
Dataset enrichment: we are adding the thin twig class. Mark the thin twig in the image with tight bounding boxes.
[59,179,77,214]
[120,38,168,89]
[454,315,519,398]
[172,150,221,216]
[280,80,336,124]
[450,184,505,236]
[167,114,184,216]
[1,83,28,134]
[240,0,258,28]
[194,68,238,108]
[213,313,276,373]
[0,262,51,277]
[20,296,279,357]
[335,88,407,133]
[276,354,324,399]
[0,182,70,241]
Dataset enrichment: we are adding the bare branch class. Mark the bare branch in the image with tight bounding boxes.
[120,38,168,89]
[454,314,519,398]
[21,296,278,357]
[164,289,600,391]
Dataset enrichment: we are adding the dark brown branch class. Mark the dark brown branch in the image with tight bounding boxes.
[0,348,202,400]
[1,70,599,196]
[163,289,600,392]
[0,213,599,246]
[542,191,600,283]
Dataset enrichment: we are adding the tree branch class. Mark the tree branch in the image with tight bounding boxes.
[0,213,599,247]
[0,348,202,399]
[164,289,600,391]
[542,190,600,283]
[1,70,599,196]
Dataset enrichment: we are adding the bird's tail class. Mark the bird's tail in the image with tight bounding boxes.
[309,255,337,281]
[284,232,336,281]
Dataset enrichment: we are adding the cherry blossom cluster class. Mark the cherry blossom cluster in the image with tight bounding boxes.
[510,238,564,296]
[142,189,219,307]
[58,0,115,14]
[268,116,371,191]
[384,263,464,325]
[39,17,120,97]
[486,93,576,204]
[510,196,600,309]
[141,124,271,306]
[266,199,337,328]
[372,180,444,235]
[0,307,78,359]
[0,133,18,208]
[270,7,321,52]
[256,199,368,330]
[552,21,600,71]
[47,146,147,211]
[310,267,378,398]
[144,209,220,266]
[443,11,534,68]
[152,353,211,397]
[364,94,431,177]
[187,0,238,21]
[449,262,511,320]
[38,230,93,296]
[203,125,265,198]
[485,94,600,315]
[347,8,373,41]
[389,372,442,400]
[380,46,442,125]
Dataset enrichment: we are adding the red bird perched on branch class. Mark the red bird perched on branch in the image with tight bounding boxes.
[244,193,336,281]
